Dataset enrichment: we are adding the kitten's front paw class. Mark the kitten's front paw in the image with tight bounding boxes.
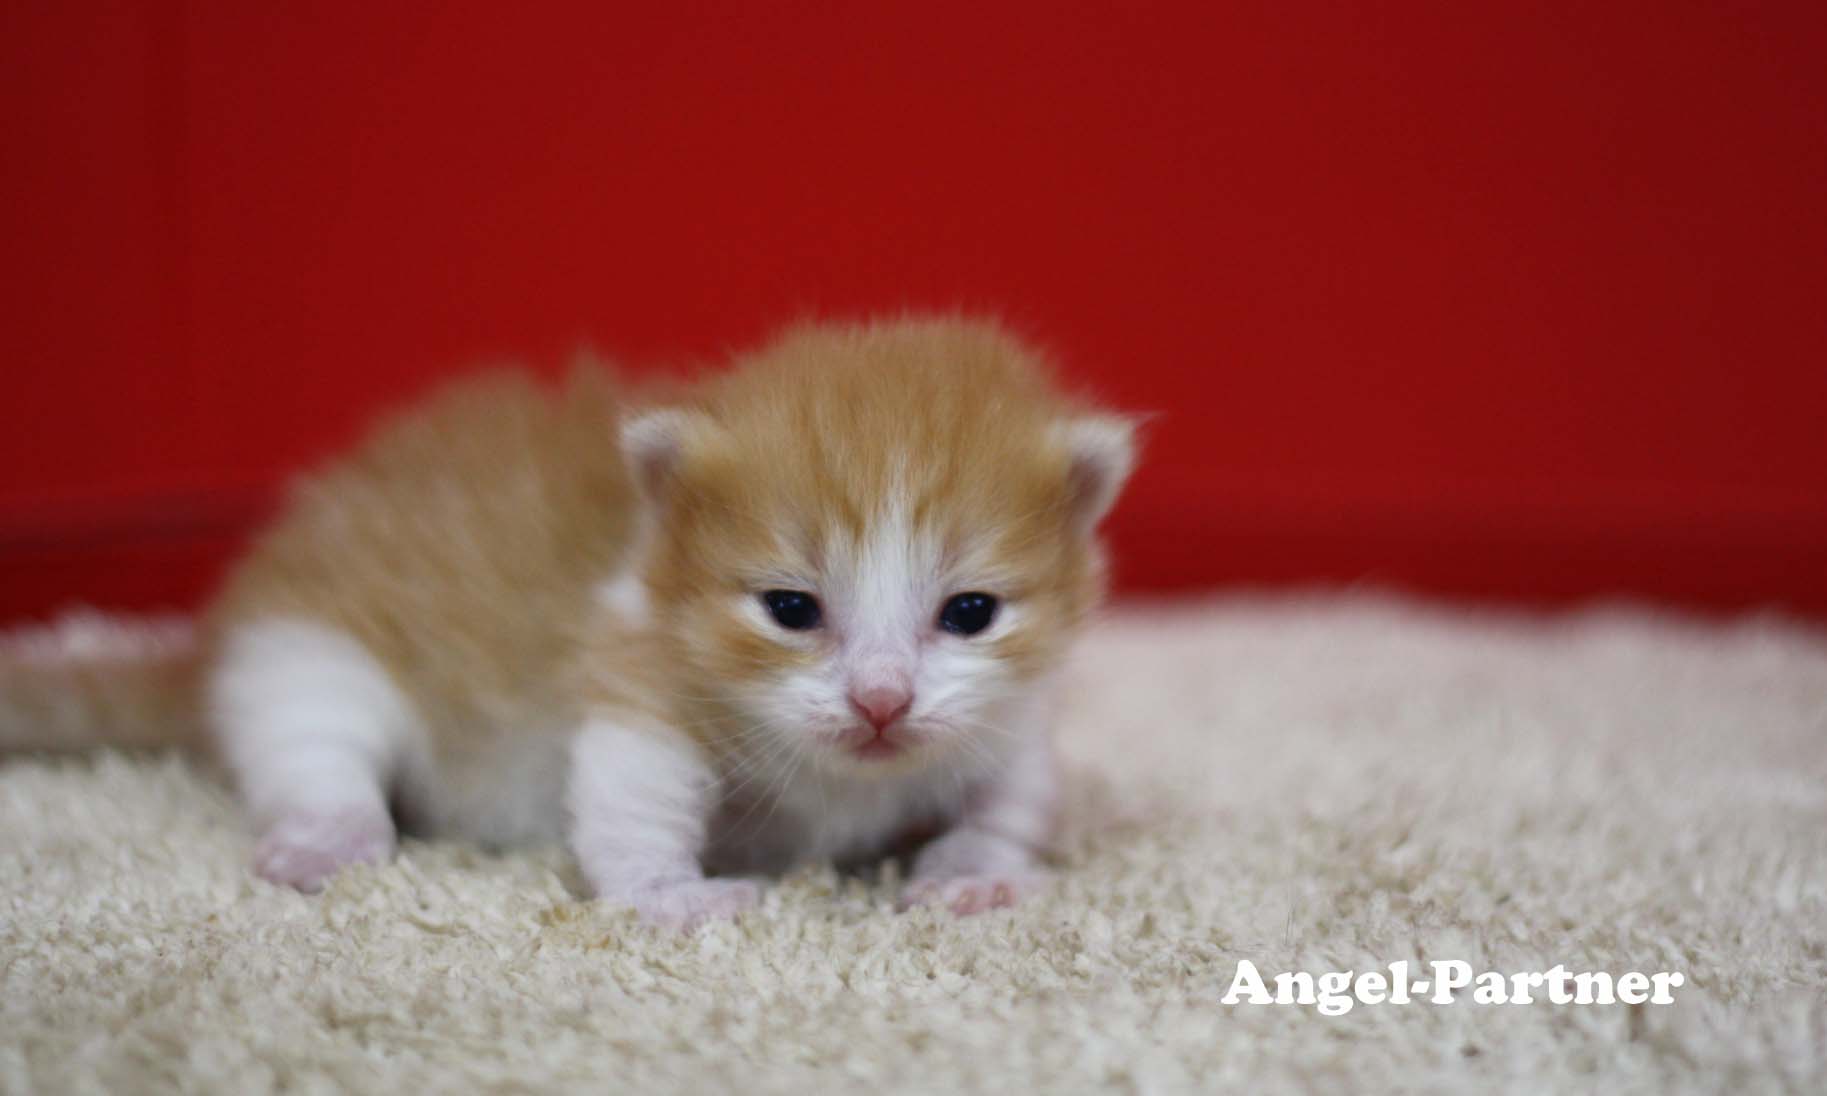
[616,878,761,930]
[900,871,1048,916]
[253,803,396,892]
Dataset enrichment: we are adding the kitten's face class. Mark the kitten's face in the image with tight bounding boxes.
[682,496,1077,774]
[628,320,1133,775]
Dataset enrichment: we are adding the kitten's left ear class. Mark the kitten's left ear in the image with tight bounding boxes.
[1057,414,1140,533]
[619,408,717,504]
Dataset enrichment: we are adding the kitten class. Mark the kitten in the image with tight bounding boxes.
[158,318,1136,927]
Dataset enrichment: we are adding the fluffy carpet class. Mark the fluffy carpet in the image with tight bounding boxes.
[3,595,1825,1093]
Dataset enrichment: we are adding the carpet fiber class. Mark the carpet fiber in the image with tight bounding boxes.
[4,595,1825,1092]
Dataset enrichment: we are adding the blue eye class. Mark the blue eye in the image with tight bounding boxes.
[761,590,822,630]
[938,592,998,636]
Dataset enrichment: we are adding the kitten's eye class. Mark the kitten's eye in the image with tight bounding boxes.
[938,592,999,636]
[761,590,822,630]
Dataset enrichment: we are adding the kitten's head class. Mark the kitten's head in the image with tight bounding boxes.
[624,317,1135,774]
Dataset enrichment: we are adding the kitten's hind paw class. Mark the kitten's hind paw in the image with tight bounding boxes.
[253,803,396,892]
[900,871,1048,916]
[615,878,762,930]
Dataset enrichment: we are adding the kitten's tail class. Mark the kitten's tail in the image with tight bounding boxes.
[0,611,204,754]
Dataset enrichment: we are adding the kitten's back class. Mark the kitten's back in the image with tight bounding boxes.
[209,366,637,730]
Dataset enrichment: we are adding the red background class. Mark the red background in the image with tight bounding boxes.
[4,3,1826,621]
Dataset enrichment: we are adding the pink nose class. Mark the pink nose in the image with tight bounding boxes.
[848,685,913,732]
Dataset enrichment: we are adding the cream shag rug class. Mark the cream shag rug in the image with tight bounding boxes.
[3,595,1825,1093]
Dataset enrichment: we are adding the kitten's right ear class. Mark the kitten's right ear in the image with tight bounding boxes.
[1057,414,1140,534]
[619,408,715,503]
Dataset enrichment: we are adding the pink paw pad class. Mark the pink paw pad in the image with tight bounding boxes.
[901,873,1044,916]
[253,804,397,892]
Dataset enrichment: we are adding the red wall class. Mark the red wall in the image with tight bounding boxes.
[4,3,1826,620]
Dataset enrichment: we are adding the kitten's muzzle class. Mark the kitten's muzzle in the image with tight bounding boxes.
[835,685,916,760]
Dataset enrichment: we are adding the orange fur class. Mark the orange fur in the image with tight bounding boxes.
[209,368,633,774]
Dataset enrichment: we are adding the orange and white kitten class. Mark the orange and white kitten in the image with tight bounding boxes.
[205,317,1135,927]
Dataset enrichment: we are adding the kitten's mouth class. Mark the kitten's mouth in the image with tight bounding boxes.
[835,724,912,761]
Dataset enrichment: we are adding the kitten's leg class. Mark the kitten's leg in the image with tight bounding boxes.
[210,618,413,891]
[567,718,759,929]
[902,726,1057,915]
